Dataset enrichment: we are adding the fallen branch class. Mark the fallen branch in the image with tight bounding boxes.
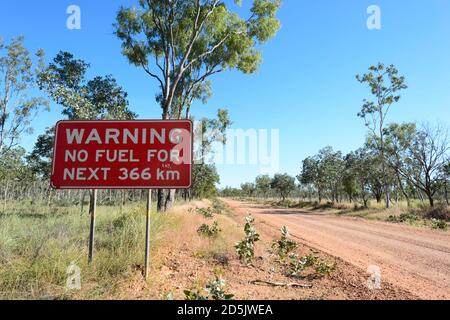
[250,280,312,288]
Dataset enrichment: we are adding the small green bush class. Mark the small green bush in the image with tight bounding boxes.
[197,221,221,237]
[315,261,335,276]
[272,226,297,260]
[196,207,214,218]
[431,219,448,230]
[235,214,260,264]
[288,252,334,278]
[184,276,234,300]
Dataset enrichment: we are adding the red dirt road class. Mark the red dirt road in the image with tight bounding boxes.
[222,199,450,300]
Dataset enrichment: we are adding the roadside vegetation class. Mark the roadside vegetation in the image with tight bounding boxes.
[222,64,449,231]
[0,199,176,299]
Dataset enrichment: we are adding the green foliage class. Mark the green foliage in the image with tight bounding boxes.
[192,164,220,199]
[255,174,272,197]
[431,219,448,230]
[114,0,281,119]
[26,126,54,179]
[38,51,136,121]
[183,289,208,300]
[184,276,234,301]
[235,214,260,264]
[211,199,226,214]
[314,261,335,276]
[288,252,334,278]
[196,207,214,218]
[357,63,407,126]
[272,226,297,260]
[240,182,256,197]
[0,36,49,151]
[197,221,221,237]
[271,173,296,201]
[387,213,419,223]
[206,276,234,300]
[356,63,408,208]
[0,147,34,182]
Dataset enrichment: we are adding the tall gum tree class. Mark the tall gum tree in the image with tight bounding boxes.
[114,0,282,211]
[0,36,49,152]
[356,63,407,208]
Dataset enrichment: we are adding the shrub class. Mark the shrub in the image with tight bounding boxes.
[183,289,208,300]
[211,199,225,214]
[431,219,448,230]
[196,207,214,218]
[388,213,419,223]
[272,226,297,260]
[315,261,335,276]
[206,277,234,300]
[197,221,221,237]
[235,214,260,264]
[184,276,234,300]
[422,206,449,221]
[288,252,334,278]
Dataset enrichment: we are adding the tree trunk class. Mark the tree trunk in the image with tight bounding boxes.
[164,189,176,211]
[396,173,410,207]
[445,181,449,206]
[427,192,434,207]
[157,189,167,212]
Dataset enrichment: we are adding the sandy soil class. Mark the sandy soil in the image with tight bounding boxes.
[221,198,450,300]
[128,200,416,300]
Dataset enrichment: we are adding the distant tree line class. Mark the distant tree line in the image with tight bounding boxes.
[222,64,450,208]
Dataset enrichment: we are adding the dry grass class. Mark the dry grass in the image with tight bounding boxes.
[237,197,449,230]
[0,199,184,300]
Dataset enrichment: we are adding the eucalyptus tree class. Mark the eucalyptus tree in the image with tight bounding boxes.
[37,51,137,217]
[346,148,379,208]
[188,109,231,205]
[0,36,49,151]
[241,182,256,197]
[38,51,136,121]
[318,147,345,203]
[26,126,54,179]
[114,0,281,120]
[299,156,325,203]
[356,63,407,208]
[114,0,282,211]
[384,122,417,207]
[255,174,271,198]
[393,124,448,207]
[271,173,295,201]
[444,161,450,205]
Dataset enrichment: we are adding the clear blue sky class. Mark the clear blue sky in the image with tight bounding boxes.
[1,0,450,187]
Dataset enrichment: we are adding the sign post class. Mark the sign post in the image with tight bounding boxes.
[144,189,152,280]
[88,189,97,264]
[51,120,193,276]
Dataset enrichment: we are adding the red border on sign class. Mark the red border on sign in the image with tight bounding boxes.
[50,119,194,190]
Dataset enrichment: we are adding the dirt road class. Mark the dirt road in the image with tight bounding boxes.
[222,199,450,300]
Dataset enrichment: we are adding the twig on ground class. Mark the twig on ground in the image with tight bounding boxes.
[250,280,312,288]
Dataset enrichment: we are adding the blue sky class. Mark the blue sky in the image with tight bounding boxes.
[1,0,450,187]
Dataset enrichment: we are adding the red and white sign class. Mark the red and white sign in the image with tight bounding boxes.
[51,120,193,189]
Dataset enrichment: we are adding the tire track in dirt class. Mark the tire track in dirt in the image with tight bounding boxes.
[222,199,450,300]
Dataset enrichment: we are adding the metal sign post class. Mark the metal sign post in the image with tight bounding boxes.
[88,189,97,264]
[144,189,152,280]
